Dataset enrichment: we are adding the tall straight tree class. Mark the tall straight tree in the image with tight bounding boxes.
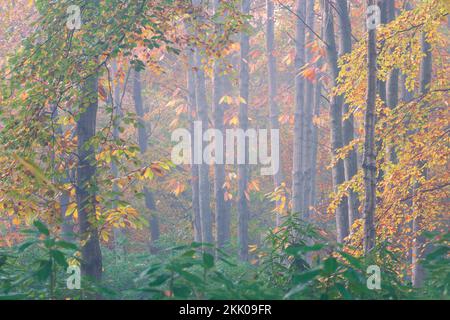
[362,0,378,254]
[238,0,251,261]
[385,0,399,163]
[132,70,160,252]
[212,0,230,249]
[336,0,360,227]
[111,60,124,250]
[76,0,102,282]
[302,0,315,219]
[292,0,306,218]
[266,0,283,224]
[322,0,349,242]
[187,47,202,243]
[192,1,213,246]
[412,31,432,288]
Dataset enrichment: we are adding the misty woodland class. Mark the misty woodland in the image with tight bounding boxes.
[0,0,448,300]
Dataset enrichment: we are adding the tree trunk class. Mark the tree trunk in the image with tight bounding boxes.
[195,48,214,246]
[322,0,349,242]
[187,48,202,243]
[76,72,102,282]
[238,0,251,261]
[310,68,321,209]
[132,70,160,253]
[302,0,315,219]
[362,0,378,254]
[386,1,399,163]
[266,0,283,225]
[110,60,124,251]
[291,0,306,218]
[412,32,432,288]
[337,0,360,227]
[213,0,231,250]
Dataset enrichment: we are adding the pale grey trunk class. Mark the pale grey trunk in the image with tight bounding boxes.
[213,0,230,249]
[132,70,160,253]
[238,0,251,261]
[187,49,202,243]
[302,0,315,219]
[386,0,399,163]
[266,0,283,225]
[322,0,349,242]
[111,61,124,250]
[412,32,432,288]
[310,65,322,209]
[291,0,306,217]
[195,48,213,246]
[337,0,360,227]
[362,0,378,254]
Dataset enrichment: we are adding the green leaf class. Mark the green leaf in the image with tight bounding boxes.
[339,251,363,269]
[50,250,68,268]
[18,241,36,253]
[323,257,338,274]
[55,241,78,251]
[148,274,170,287]
[203,253,214,269]
[33,220,49,236]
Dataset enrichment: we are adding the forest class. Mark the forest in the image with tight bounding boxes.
[0,0,448,301]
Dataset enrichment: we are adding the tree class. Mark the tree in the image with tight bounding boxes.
[132,70,160,253]
[412,31,432,288]
[187,46,202,243]
[75,0,102,282]
[266,0,283,225]
[336,0,360,227]
[213,0,231,250]
[362,0,378,254]
[322,0,349,242]
[238,0,251,261]
[292,0,306,218]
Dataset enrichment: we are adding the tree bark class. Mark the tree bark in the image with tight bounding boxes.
[322,0,349,242]
[238,0,251,261]
[362,0,378,254]
[132,70,160,253]
[292,0,306,218]
[302,0,315,219]
[412,32,432,288]
[187,48,202,243]
[336,0,360,227]
[195,48,214,246]
[266,0,283,225]
[212,0,231,250]
[76,72,102,282]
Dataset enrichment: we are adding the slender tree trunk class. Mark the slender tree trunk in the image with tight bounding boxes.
[310,66,321,209]
[412,32,432,288]
[76,72,102,282]
[362,0,378,254]
[213,0,230,249]
[195,48,213,246]
[238,0,251,261]
[292,0,306,217]
[266,0,283,225]
[111,60,124,251]
[302,0,315,219]
[132,70,160,253]
[187,48,202,243]
[375,0,387,185]
[322,0,349,242]
[337,0,360,227]
[386,1,399,163]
